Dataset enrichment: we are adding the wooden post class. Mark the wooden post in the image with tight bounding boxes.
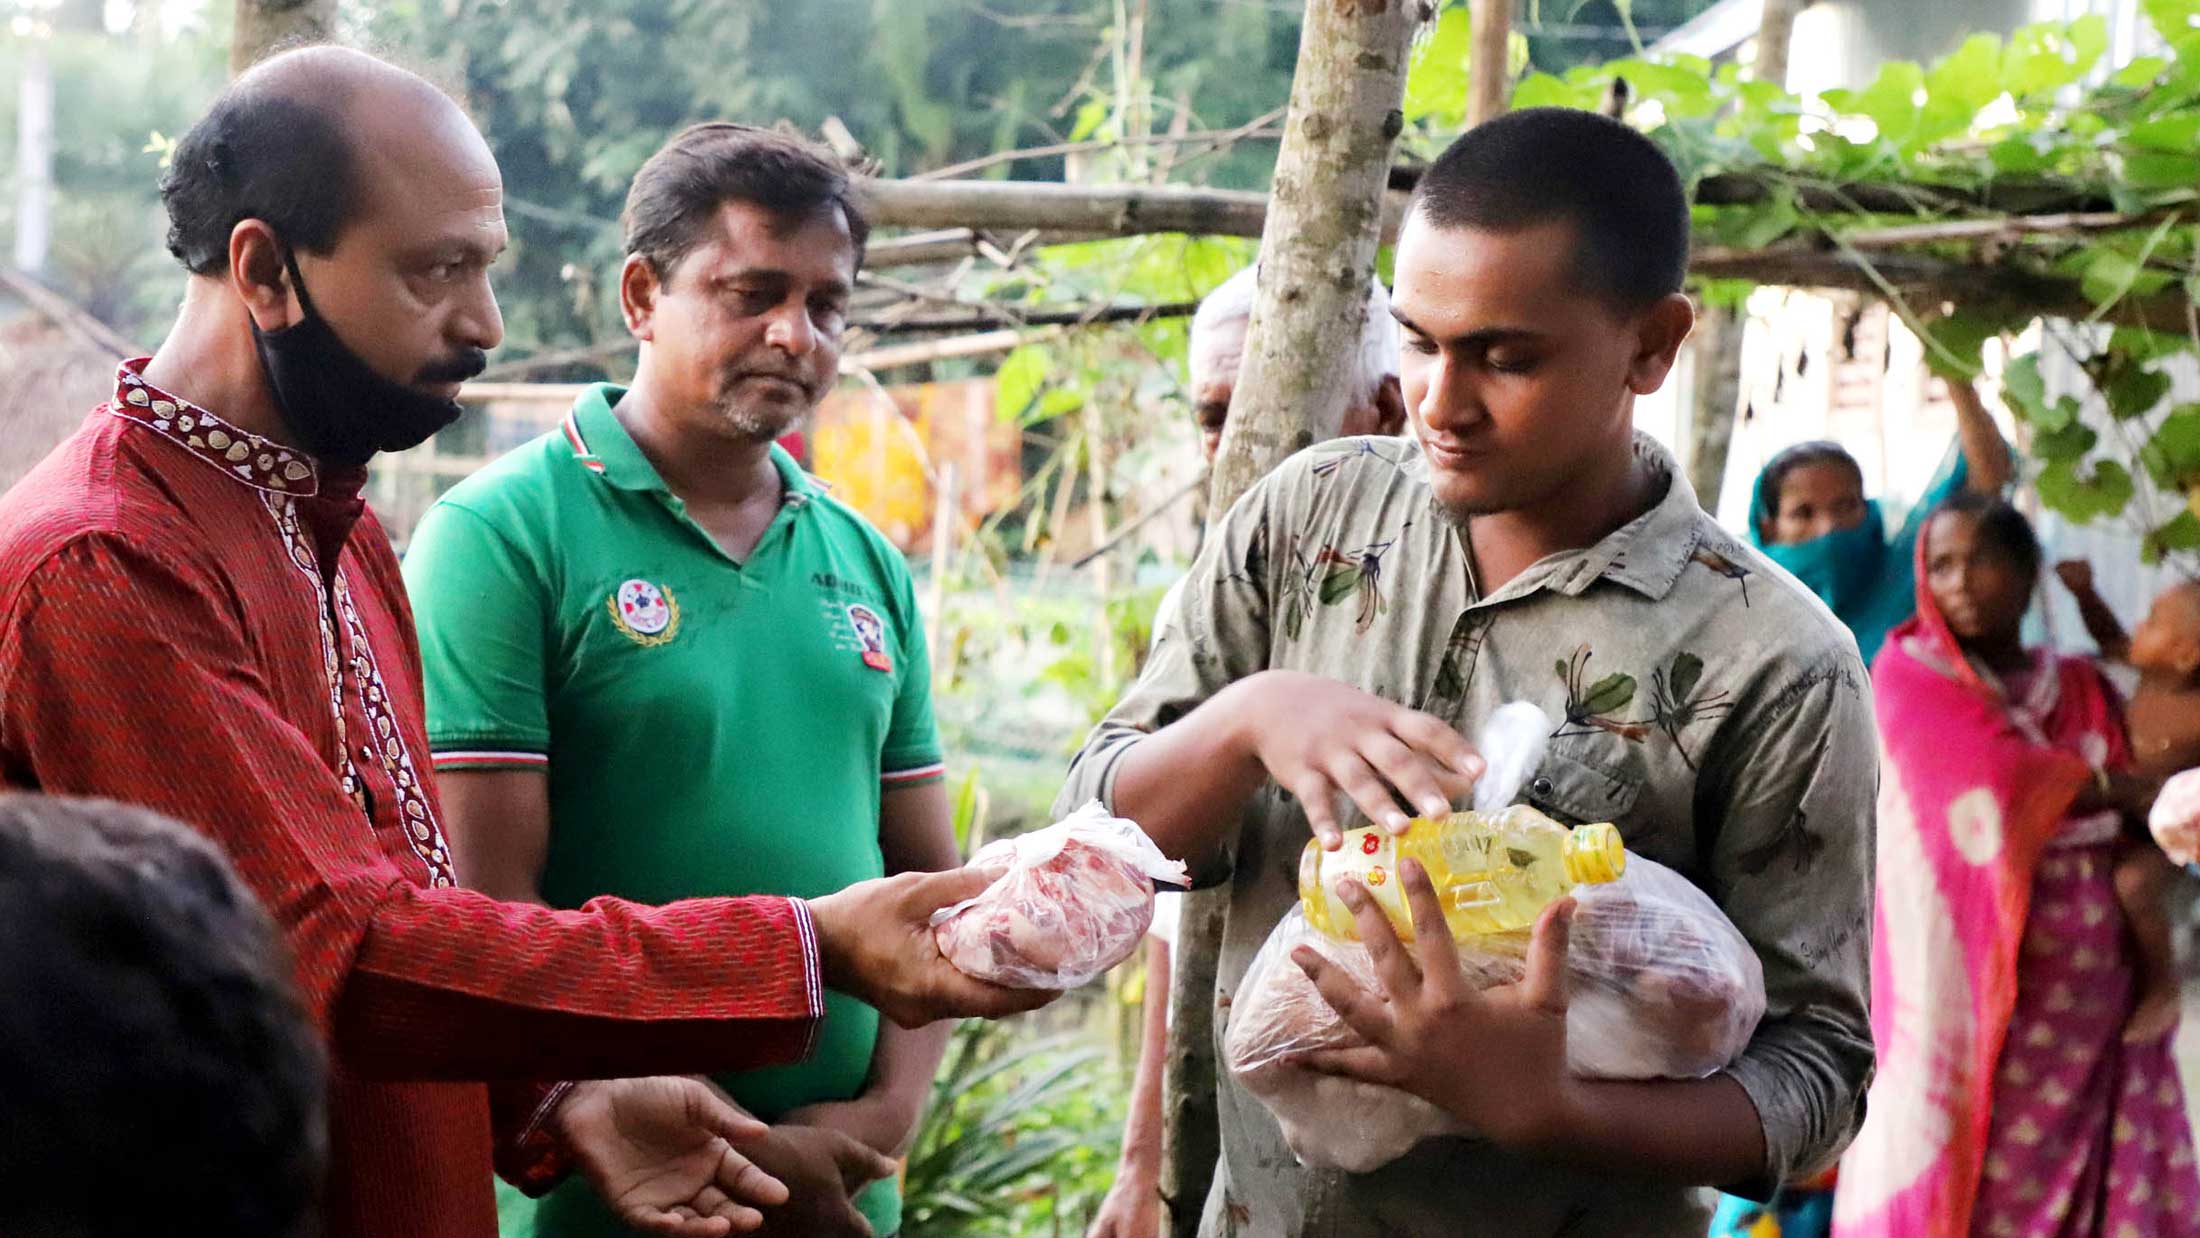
[1467,0,1513,127]
[1163,1,1422,1234]
[1686,0,1803,510]
[230,0,336,74]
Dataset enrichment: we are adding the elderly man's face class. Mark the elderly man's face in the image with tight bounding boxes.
[1189,317,1397,462]
[287,90,506,401]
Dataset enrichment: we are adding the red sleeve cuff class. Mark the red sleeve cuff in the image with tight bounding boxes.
[492,1080,577,1197]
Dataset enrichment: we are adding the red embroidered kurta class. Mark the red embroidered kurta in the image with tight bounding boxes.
[0,363,828,1238]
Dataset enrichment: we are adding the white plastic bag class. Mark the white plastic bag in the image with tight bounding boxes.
[932,802,1189,989]
[1222,702,1767,1171]
[2150,767,2200,866]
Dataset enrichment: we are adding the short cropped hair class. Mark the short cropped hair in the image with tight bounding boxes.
[623,122,870,282]
[0,794,326,1237]
[1411,107,1690,312]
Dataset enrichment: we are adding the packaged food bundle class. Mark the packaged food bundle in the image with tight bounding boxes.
[1227,855,1765,1170]
[1223,701,1765,1171]
[2149,766,2200,866]
[932,802,1188,989]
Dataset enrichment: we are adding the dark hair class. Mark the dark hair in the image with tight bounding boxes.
[1755,440,1865,538]
[1930,491,2043,580]
[623,123,870,282]
[162,87,359,275]
[1410,107,1689,312]
[0,795,326,1237]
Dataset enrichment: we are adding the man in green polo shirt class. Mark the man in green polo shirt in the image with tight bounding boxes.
[404,123,949,1238]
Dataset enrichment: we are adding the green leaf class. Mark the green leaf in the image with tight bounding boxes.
[1843,60,1925,144]
[2111,325,2196,361]
[1920,309,2001,380]
[1667,651,1704,703]
[1506,847,1537,869]
[2144,512,2200,564]
[2115,54,2172,88]
[2141,405,2200,486]
[2145,0,2200,41]
[1067,97,1110,143]
[2083,250,2144,307]
[994,345,1051,423]
[2122,150,2200,190]
[2035,458,2135,523]
[1406,4,1473,125]
[2003,353,2048,419]
[2031,419,2098,462]
[2125,114,2200,153]
[1714,190,1801,249]
[1926,33,2003,114]
[2105,362,2173,420]
[2005,18,2107,97]
[1987,134,2054,174]
[1036,387,1085,419]
[1581,672,1636,716]
[1319,567,1362,605]
[1510,72,1590,112]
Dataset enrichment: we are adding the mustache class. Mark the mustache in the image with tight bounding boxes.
[416,349,490,386]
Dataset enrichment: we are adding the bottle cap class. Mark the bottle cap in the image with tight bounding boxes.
[1562,823,1626,885]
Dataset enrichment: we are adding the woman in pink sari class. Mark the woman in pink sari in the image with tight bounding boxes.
[1833,493,2199,1237]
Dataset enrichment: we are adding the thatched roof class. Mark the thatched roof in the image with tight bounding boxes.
[0,313,116,495]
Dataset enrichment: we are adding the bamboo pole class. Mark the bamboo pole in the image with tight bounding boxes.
[1467,0,1513,127]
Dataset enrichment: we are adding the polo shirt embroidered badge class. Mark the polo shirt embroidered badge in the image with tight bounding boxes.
[610,579,679,645]
[848,603,892,672]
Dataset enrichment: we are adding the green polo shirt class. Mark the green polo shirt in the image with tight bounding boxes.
[403,384,941,1237]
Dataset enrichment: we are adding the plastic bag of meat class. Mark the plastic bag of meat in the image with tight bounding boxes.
[2149,767,2200,866]
[931,802,1189,990]
[1225,855,1766,1170]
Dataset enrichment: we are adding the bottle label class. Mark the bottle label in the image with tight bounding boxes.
[1318,826,1416,938]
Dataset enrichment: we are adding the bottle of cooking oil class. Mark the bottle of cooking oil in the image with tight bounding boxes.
[1298,804,1625,942]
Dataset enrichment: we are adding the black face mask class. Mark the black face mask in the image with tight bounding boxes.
[249,248,484,469]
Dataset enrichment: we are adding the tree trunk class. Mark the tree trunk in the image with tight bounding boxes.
[1686,0,1802,510]
[1163,2,1422,1234]
[1467,0,1513,127]
[230,0,336,75]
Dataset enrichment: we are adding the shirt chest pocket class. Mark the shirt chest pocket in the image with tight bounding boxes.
[1520,746,1642,830]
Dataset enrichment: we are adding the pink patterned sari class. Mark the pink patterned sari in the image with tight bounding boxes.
[1832,580,2200,1237]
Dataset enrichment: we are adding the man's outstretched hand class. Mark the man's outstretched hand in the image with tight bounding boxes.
[554,1076,790,1236]
[807,866,1060,1028]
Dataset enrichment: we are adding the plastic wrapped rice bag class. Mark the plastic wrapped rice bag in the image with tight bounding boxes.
[932,802,1189,989]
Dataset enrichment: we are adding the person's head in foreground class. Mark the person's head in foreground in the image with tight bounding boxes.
[1392,106,1695,523]
[1188,265,1405,461]
[0,794,326,1238]
[160,46,505,468]
[1922,491,2041,668]
[619,121,866,443]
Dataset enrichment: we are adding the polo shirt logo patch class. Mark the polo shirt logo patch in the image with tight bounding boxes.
[847,604,893,673]
[610,579,680,646]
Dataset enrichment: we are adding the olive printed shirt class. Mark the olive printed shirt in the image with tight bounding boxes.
[1057,434,1877,1238]
[404,384,942,1236]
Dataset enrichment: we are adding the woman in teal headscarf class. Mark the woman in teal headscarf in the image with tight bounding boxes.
[1746,379,2013,664]
[1709,379,2011,1238]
